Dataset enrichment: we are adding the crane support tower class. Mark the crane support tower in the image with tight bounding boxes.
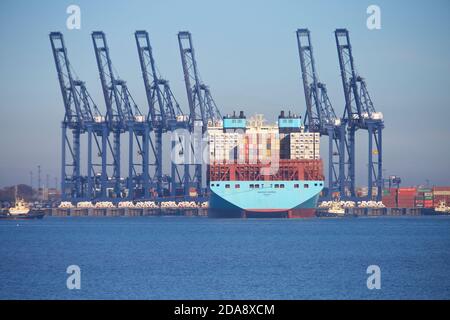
[296,28,347,200]
[50,32,109,200]
[178,31,222,196]
[92,31,152,199]
[135,30,187,197]
[335,29,383,200]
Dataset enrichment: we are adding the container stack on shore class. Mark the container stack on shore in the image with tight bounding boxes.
[381,188,397,207]
[396,188,416,208]
[415,188,434,208]
[381,186,450,209]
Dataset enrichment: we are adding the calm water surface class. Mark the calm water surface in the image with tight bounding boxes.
[0,216,449,299]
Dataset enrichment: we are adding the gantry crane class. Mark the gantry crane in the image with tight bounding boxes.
[135,30,187,197]
[178,31,222,195]
[296,29,346,199]
[92,31,151,199]
[335,29,383,200]
[50,32,108,200]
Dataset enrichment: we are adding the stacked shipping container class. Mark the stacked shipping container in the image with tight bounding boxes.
[208,113,324,182]
[279,132,320,160]
[381,186,450,208]
[397,188,417,208]
[415,188,433,208]
[209,132,240,162]
[288,132,320,160]
[209,130,282,163]
[381,188,397,208]
[209,116,318,164]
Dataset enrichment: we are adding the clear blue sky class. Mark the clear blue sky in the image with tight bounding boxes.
[0,0,449,188]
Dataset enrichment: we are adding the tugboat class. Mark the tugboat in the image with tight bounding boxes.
[0,187,45,220]
[0,199,45,220]
[316,200,347,217]
[435,201,450,214]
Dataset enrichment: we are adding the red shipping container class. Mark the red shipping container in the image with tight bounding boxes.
[398,195,415,198]
[424,200,433,208]
[382,195,397,208]
[385,188,398,195]
[398,197,415,201]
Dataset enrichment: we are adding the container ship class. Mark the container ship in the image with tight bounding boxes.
[207,111,324,218]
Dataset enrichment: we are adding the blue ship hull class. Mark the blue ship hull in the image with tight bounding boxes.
[208,180,323,218]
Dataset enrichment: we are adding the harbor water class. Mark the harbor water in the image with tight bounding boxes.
[0,216,449,299]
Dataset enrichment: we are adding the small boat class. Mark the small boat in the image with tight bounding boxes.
[435,201,450,214]
[0,187,45,220]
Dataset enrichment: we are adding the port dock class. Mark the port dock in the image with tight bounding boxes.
[42,206,443,218]
[316,207,438,217]
[48,207,208,217]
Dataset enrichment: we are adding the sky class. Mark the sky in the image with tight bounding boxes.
[0,0,449,188]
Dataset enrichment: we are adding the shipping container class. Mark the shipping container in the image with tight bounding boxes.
[398,188,416,195]
[433,190,450,196]
[417,188,432,193]
[432,186,450,191]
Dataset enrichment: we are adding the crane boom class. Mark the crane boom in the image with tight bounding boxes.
[296,29,322,132]
[50,32,83,126]
[135,30,183,129]
[92,31,139,127]
[178,31,206,129]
